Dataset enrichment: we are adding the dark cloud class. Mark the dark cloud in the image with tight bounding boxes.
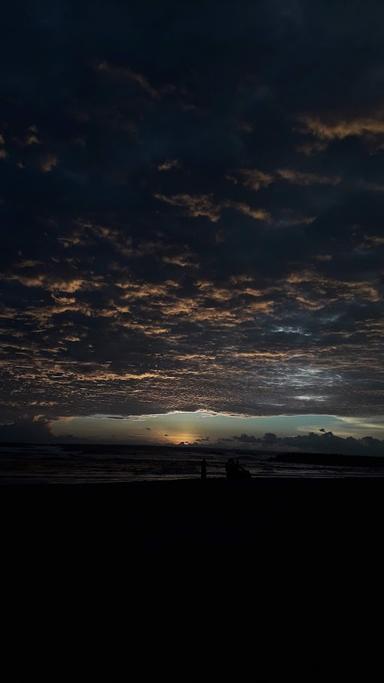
[232,431,384,457]
[0,1,383,425]
[0,418,52,443]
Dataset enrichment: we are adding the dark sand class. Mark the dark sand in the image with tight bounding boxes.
[2,475,382,543]
[3,476,383,579]
[2,477,383,678]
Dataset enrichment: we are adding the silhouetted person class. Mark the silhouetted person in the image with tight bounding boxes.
[225,458,236,479]
[237,460,251,479]
[226,457,251,480]
[201,458,207,480]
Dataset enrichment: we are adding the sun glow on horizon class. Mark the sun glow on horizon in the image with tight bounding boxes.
[49,410,384,444]
[165,432,199,445]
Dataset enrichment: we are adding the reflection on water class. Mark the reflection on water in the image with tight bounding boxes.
[1,444,384,484]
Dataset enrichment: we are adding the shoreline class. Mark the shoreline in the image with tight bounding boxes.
[1,471,384,486]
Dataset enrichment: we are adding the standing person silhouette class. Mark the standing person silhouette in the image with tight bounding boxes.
[225,458,235,479]
[201,458,207,480]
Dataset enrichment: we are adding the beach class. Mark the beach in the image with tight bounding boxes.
[2,476,383,560]
[2,476,383,678]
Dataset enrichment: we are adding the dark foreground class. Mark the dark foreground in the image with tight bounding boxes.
[2,477,384,678]
[2,476,383,554]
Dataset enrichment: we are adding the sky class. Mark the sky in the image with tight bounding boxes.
[0,1,384,448]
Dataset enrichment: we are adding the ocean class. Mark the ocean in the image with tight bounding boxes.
[1,443,384,483]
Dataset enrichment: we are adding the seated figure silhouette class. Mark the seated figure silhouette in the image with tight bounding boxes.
[225,457,251,480]
[200,458,207,480]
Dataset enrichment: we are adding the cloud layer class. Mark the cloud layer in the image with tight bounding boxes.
[0,1,383,429]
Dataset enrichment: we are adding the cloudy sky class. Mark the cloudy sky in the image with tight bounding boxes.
[1,0,384,445]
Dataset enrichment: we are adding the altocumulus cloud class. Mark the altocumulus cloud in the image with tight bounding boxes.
[0,0,383,433]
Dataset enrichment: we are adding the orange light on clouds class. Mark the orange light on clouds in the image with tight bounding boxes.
[166,433,198,445]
